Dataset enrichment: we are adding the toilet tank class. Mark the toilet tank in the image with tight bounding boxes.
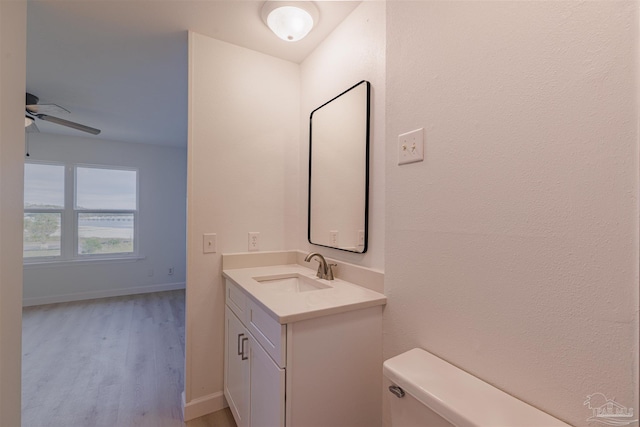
[383,349,570,427]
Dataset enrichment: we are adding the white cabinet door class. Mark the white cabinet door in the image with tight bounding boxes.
[225,307,250,427]
[249,334,285,427]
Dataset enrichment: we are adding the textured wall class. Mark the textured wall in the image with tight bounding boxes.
[384,2,638,425]
[186,32,300,417]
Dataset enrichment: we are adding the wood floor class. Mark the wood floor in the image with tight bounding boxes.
[22,290,236,427]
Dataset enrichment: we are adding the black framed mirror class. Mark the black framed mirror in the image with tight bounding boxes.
[308,80,370,253]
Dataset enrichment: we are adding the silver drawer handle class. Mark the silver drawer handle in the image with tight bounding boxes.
[237,333,244,356]
[389,385,405,398]
[241,337,249,360]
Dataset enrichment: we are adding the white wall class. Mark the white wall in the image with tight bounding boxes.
[22,133,187,305]
[300,1,386,271]
[385,2,639,426]
[0,0,26,424]
[185,31,300,419]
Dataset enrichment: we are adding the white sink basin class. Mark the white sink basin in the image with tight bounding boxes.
[253,273,332,293]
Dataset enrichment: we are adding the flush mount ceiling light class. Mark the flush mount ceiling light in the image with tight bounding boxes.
[261,1,319,42]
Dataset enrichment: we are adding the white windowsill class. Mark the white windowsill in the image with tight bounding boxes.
[23,255,146,269]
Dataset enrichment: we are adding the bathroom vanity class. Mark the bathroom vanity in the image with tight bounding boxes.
[222,264,386,427]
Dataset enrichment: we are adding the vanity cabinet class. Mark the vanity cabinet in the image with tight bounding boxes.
[225,306,285,427]
[224,306,250,427]
[224,278,383,427]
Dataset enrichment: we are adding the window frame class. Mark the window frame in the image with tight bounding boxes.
[73,164,139,259]
[23,161,140,264]
[23,161,66,261]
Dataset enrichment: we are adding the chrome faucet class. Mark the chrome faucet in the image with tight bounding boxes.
[304,252,336,280]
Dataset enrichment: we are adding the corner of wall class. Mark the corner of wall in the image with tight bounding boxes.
[185,31,301,414]
[0,0,27,425]
[298,1,386,272]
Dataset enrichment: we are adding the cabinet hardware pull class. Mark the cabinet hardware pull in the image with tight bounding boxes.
[241,336,249,360]
[237,333,244,356]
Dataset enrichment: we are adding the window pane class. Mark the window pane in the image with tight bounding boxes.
[23,213,62,258]
[76,167,137,210]
[24,163,65,209]
[78,213,134,255]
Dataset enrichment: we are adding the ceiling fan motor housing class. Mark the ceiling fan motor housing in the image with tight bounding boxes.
[26,93,39,106]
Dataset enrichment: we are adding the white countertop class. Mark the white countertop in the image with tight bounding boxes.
[222,264,387,324]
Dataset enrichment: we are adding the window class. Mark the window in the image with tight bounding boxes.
[75,167,137,256]
[23,163,138,262]
[23,163,65,258]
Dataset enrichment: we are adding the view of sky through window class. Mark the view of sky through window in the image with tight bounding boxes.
[76,167,137,210]
[24,163,65,209]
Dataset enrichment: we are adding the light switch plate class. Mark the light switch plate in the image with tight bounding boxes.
[203,233,216,254]
[398,128,424,165]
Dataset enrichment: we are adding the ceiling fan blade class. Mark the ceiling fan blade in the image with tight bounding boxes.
[36,114,101,135]
[27,103,71,115]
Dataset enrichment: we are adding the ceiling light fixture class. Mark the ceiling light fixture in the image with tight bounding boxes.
[261,1,319,42]
[25,116,34,127]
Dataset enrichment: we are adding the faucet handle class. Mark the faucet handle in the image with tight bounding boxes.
[326,263,337,280]
[314,261,324,279]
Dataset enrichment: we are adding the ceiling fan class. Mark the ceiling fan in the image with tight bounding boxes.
[25,93,101,135]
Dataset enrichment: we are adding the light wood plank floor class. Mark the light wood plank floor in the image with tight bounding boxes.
[22,290,236,427]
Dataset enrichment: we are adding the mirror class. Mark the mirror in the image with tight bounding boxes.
[308,80,370,253]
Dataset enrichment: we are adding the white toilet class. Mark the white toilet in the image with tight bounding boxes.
[383,348,570,427]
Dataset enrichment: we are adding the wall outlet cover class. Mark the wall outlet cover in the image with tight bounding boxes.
[329,230,339,246]
[248,232,260,252]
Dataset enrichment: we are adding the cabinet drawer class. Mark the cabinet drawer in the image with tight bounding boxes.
[247,299,286,368]
[226,279,247,322]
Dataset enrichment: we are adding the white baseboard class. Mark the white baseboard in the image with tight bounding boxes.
[182,390,227,421]
[22,282,186,307]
